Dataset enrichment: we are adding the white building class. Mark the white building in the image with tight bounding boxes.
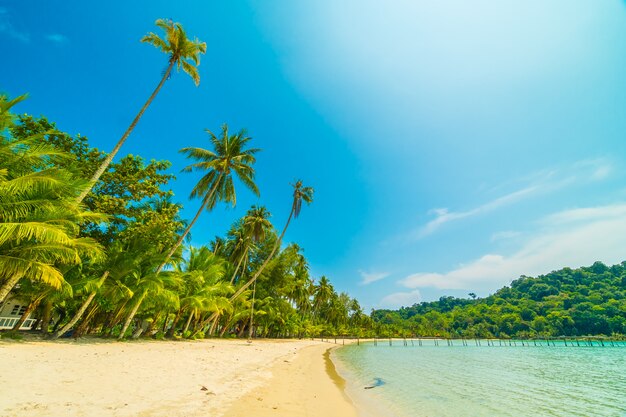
[0,297,37,330]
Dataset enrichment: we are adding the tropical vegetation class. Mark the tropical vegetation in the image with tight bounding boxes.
[0,90,368,340]
[1,18,624,343]
[372,261,626,339]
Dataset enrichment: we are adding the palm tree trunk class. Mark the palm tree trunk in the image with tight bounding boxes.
[75,60,175,203]
[39,301,52,335]
[155,174,222,274]
[183,311,194,333]
[52,271,109,339]
[11,297,42,331]
[230,208,294,301]
[118,291,147,340]
[166,309,183,338]
[229,248,248,284]
[196,208,295,333]
[247,281,257,340]
[144,311,161,336]
[0,274,22,304]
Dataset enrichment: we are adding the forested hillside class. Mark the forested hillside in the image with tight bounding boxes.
[372,262,626,338]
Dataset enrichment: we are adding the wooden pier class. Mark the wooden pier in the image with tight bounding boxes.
[319,336,626,347]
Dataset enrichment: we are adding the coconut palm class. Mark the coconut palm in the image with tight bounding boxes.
[76,19,207,202]
[313,276,334,316]
[165,246,228,337]
[196,181,313,334]
[155,125,260,274]
[118,268,182,340]
[0,124,104,303]
[231,180,313,300]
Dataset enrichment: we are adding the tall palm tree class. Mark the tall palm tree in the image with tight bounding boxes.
[227,206,272,284]
[313,276,334,316]
[232,181,313,300]
[76,19,207,203]
[155,125,260,274]
[196,181,313,334]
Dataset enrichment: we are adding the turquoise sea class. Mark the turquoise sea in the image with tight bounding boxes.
[333,340,626,417]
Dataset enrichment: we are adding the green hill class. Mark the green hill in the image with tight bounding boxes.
[371,261,626,338]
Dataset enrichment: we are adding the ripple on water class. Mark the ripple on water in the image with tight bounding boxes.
[334,342,626,417]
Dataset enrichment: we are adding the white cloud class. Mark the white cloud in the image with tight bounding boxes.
[416,158,613,238]
[401,202,626,293]
[417,186,537,238]
[359,270,390,285]
[379,289,422,309]
[46,33,68,44]
[0,9,29,43]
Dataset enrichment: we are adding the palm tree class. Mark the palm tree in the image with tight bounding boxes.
[118,267,182,340]
[155,125,260,274]
[76,19,207,202]
[313,276,334,316]
[165,246,228,337]
[231,181,313,300]
[0,129,104,303]
[196,181,313,334]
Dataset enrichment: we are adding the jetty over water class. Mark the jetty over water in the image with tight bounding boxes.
[319,336,626,348]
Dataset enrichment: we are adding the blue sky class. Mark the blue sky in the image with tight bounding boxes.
[3,1,626,310]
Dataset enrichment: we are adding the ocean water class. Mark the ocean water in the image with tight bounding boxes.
[333,339,626,417]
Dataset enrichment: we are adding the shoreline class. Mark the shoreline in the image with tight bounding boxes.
[0,338,361,417]
[224,341,359,417]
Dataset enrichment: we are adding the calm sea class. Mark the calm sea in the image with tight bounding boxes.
[332,339,626,417]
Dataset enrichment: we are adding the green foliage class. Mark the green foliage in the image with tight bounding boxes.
[0,330,24,340]
[372,261,626,338]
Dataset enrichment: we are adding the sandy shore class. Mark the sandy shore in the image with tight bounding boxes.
[0,338,357,417]
[225,342,357,417]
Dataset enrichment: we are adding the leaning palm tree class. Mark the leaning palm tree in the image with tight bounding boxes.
[196,180,313,334]
[154,125,260,274]
[76,19,207,203]
[232,181,313,299]
[227,206,272,284]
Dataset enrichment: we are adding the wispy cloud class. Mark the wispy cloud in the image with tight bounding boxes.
[0,8,30,43]
[417,186,537,238]
[415,158,613,238]
[379,289,421,309]
[46,33,68,44]
[400,202,626,293]
[359,270,390,285]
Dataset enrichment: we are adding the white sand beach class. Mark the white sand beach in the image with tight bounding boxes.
[0,338,357,417]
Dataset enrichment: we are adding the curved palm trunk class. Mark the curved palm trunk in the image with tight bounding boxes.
[197,207,295,333]
[183,311,194,333]
[76,61,175,203]
[118,291,147,340]
[11,296,43,331]
[231,208,294,301]
[39,301,52,334]
[52,271,109,339]
[247,281,257,340]
[229,247,248,284]
[0,274,22,304]
[155,174,222,274]
[166,309,183,338]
